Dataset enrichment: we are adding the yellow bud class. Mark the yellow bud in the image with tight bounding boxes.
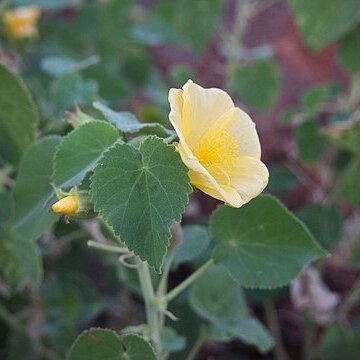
[51,195,79,216]
[3,6,41,40]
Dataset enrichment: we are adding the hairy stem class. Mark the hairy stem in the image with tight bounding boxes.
[137,260,162,357]
[157,247,175,329]
[165,259,214,303]
[87,240,129,254]
[264,300,289,360]
[186,335,205,360]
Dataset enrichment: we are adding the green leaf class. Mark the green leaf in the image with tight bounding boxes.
[328,120,360,156]
[154,0,223,53]
[205,317,274,354]
[68,328,123,360]
[295,120,327,163]
[189,266,249,322]
[12,136,61,240]
[279,107,297,125]
[287,0,360,50]
[0,64,39,165]
[210,195,326,288]
[301,83,338,113]
[0,191,13,224]
[93,102,173,138]
[337,26,360,73]
[319,324,360,360]
[169,64,196,88]
[297,204,343,248]
[267,165,299,195]
[189,266,274,353]
[0,226,42,291]
[90,136,191,271]
[340,158,360,205]
[53,121,118,189]
[41,55,99,78]
[52,72,98,117]
[172,225,210,268]
[230,60,280,112]
[69,329,156,360]
[121,334,157,360]
[7,331,36,360]
[160,327,186,353]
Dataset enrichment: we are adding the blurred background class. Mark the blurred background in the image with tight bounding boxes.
[1,0,360,359]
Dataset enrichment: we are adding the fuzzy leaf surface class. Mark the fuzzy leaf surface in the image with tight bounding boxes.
[53,121,118,189]
[0,226,42,291]
[12,136,61,240]
[211,195,326,288]
[94,102,173,137]
[69,328,156,360]
[0,64,39,165]
[190,266,274,353]
[90,136,191,271]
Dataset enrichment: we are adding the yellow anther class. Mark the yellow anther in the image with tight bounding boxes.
[194,130,240,169]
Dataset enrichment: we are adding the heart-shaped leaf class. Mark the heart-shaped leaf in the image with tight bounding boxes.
[210,195,326,288]
[90,136,191,271]
[69,328,157,360]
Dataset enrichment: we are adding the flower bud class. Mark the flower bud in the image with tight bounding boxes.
[51,187,96,219]
[65,106,95,128]
[3,6,41,40]
[51,195,78,216]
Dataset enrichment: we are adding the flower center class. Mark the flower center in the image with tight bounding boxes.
[193,130,239,170]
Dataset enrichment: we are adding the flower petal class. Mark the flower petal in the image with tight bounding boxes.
[168,88,184,135]
[227,108,262,159]
[177,142,245,207]
[228,156,269,205]
[181,80,235,148]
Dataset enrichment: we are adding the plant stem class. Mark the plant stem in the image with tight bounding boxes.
[337,276,360,327]
[186,335,205,360]
[264,300,289,360]
[137,260,162,357]
[225,0,252,86]
[165,259,214,303]
[87,240,129,254]
[157,248,175,297]
[157,247,175,329]
[302,314,315,360]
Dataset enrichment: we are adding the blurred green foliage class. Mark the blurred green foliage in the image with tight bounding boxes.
[1,0,360,359]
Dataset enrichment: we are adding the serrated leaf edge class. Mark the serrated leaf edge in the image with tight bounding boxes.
[89,135,191,272]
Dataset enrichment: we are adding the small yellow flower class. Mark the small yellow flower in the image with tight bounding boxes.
[168,80,269,207]
[3,6,41,40]
[51,195,79,216]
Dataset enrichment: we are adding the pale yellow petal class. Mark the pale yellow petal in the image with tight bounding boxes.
[177,142,245,207]
[228,156,269,205]
[227,108,262,159]
[198,107,261,159]
[168,88,184,135]
[181,80,235,148]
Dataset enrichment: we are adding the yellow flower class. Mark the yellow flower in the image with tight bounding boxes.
[51,195,79,216]
[168,80,269,208]
[3,6,41,40]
